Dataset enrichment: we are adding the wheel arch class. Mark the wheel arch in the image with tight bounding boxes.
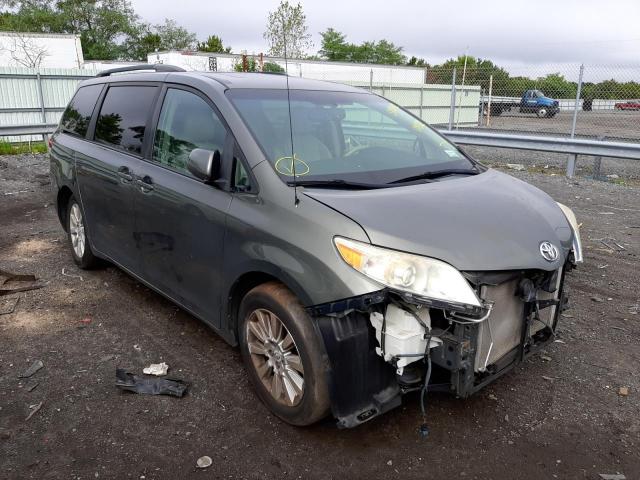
[223,265,314,344]
[56,186,74,231]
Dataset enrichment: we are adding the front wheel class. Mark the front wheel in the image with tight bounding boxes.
[536,107,549,118]
[66,196,99,269]
[238,282,330,426]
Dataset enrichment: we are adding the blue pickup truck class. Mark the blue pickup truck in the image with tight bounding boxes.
[483,89,560,118]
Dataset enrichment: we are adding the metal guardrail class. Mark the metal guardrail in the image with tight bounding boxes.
[2,123,639,178]
[0,123,57,137]
[439,129,640,177]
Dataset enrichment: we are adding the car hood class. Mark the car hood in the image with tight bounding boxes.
[304,169,573,272]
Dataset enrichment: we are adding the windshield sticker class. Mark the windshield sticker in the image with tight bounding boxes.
[274,154,310,176]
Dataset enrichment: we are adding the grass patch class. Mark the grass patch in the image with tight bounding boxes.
[0,141,48,155]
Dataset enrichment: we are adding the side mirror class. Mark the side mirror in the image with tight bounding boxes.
[187,148,221,184]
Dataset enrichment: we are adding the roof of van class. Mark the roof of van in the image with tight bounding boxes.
[195,72,364,92]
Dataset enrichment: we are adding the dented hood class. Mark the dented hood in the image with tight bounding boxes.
[304,169,572,272]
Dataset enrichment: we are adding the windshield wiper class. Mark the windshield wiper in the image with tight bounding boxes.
[388,168,480,185]
[286,179,389,190]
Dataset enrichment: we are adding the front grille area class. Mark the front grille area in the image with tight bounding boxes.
[474,268,563,372]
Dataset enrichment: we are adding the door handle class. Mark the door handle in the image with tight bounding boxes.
[117,166,134,183]
[135,175,154,193]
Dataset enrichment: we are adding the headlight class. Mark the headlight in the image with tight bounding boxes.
[556,203,583,263]
[334,237,481,308]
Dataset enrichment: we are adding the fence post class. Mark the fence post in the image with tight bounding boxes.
[593,135,604,180]
[35,71,47,143]
[448,67,457,131]
[369,69,373,92]
[486,74,493,127]
[566,64,584,178]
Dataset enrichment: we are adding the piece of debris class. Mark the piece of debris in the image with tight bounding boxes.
[143,362,169,376]
[0,296,19,315]
[80,317,92,325]
[591,296,604,303]
[542,376,554,381]
[618,387,629,397]
[487,393,498,401]
[61,268,83,281]
[597,264,609,269]
[0,269,44,296]
[25,401,43,421]
[505,163,525,171]
[541,355,552,362]
[553,339,566,344]
[25,381,39,392]
[19,360,43,378]
[133,344,141,352]
[599,474,626,480]
[196,456,212,469]
[386,460,393,466]
[115,369,188,398]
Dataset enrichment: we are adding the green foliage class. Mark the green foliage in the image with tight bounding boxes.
[264,1,312,58]
[197,35,231,53]
[0,1,198,61]
[0,140,48,155]
[233,57,284,73]
[318,28,406,65]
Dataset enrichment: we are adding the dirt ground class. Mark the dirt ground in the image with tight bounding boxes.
[1,153,639,480]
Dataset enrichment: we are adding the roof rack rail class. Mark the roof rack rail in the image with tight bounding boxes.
[96,64,186,77]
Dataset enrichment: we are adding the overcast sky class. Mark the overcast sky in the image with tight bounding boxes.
[131,0,640,78]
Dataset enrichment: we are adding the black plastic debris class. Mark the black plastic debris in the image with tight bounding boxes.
[115,368,188,398]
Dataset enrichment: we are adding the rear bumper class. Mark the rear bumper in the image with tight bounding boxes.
[311,264,570,428]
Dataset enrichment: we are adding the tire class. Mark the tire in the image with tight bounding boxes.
[536,107,548,118]
[238,282,330,426]
[66,196,99,269]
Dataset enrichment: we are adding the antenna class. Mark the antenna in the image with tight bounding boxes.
[281,16,299,206]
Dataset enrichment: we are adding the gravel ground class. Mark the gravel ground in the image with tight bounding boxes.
[1,154,639,479]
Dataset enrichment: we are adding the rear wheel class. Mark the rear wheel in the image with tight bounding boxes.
[536,107,549,118]
[66,196,99,269]
[238,282,330,426]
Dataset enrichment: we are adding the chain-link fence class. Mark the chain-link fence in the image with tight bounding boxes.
[288,62,640,143]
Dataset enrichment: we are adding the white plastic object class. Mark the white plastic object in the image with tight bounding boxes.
[143,362,169,376]
[370,304,441,374]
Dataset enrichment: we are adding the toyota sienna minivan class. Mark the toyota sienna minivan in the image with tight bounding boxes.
[50,64,582,428]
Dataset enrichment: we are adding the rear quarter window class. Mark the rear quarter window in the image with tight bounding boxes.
[94,85,158,156]
[59,84,103,137]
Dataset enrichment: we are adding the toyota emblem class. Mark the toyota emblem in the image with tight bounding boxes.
[539,241,559,262]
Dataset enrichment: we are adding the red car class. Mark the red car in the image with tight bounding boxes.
[614,100,640,110]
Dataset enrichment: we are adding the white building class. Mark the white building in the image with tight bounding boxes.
[148,51,427,85]
[0,32,84,69]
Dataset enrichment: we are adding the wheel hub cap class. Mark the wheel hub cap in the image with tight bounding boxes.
[69,203,85,258]
[246,308,304,406]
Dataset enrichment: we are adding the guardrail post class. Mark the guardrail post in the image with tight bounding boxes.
[567,64,584,178]
[36,71,48,143]
[593,135,604,180]
[448,67,457,131]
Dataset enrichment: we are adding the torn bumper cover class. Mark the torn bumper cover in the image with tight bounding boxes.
[309,264,570,429]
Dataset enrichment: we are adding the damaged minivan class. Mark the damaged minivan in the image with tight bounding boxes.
[50,65,582,428]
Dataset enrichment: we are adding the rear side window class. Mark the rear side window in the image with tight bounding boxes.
[95,85,158,155]
[60,84,102,137]
[152,88,227,174]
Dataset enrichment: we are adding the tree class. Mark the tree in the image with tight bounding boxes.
[407,56,428,67]
[317,28,406,64]
[197,35,231,53]
[233,56,285,73]
[1,31,49,67]
[154,19,197,51]
[263,1,312,58]
[0,0,139,60]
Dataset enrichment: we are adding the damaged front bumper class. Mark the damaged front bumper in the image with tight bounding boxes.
[309,263,571,429]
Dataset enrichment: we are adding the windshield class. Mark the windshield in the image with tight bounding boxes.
[227,89,476,185]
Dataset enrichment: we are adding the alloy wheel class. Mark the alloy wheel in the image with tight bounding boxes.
[245,308,305,406]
